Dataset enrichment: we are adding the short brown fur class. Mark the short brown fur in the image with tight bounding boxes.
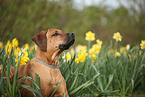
[9,29,74,97]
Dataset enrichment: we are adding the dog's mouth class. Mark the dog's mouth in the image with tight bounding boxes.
[59,33,75,50]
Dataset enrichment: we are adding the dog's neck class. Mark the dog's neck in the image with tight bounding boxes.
[35,48,61,66]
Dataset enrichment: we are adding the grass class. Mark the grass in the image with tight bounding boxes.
[59,40,145,96]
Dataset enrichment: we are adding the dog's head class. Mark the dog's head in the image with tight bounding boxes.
[32,29,75,60]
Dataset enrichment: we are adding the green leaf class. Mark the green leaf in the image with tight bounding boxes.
[69,80,94,95]
[69,72,78,91]
[104,74,114,91]
[63,93,66,97]
[20,84,42,97]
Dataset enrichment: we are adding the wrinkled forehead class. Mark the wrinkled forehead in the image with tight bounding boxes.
[47,29,63,33]
[45,29,63,38]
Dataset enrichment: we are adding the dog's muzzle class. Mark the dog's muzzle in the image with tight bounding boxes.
[59,33,75,50]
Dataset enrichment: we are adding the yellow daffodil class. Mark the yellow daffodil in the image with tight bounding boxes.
[14,47,21,58]
[93,44,101,51]
[25,43,30,50]
[120,47,126,56]
[23,50,29,57]
[5,40,10,51]
[0,42,3,49]
[70,48,75,55]
[5,40,12,55]
[115,52,121,57]
[92,54,97,59]
[113,32,122,42]
[89,44,101,55]
[89,44,101,59]
[21,56,30,63]
[89,48,95,55]
[140,40,145,49]
[12,38,19,47]
[96,39,103,47]
[66,52,71,60]
[15,56,30,67]
[76,45,87,52]
[85,31,95,41]
[75,51,88,63]
[75,58,79,64]
[15,50,30,67]
[120,47,125,53]
[78,51,88,62]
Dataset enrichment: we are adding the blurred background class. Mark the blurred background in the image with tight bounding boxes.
[0,0,145,46]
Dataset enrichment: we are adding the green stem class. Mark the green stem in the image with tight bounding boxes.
[87,40,91,53]
[114,40,118,52]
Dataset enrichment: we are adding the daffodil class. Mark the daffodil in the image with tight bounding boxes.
[75,58,79,64]
[15,50,30,67]
[89,48,95,55]
[14,47,21,58]
[113,32,122,42]
[23,50,29,57]
[5,40,12,55]
[89,44,101,55]
[15,56,30,67]
[120,47,126,56]
[25,43,30,50]
[126,44,130,50]
[120,47,125,53]
[93,44,101,51]
[5,40,10,51]
[78,51,87,62]
[21,56,30,63]
[0,42,3,49]
[76,45,87,52]
[12,38,19,47]
[92,54,97,59]
[75,51,88,63]
[70,48,75,55]
[85,31,95,41]
[96,39,103,47]
[140,40,145,49]
[115,52,121,57]
[66,52,71,60]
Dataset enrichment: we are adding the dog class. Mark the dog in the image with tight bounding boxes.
[10,29,75,97]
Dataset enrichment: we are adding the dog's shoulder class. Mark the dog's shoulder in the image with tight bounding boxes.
[17,62,32,77]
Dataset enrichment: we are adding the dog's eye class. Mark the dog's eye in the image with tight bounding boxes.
[52,33,59,36]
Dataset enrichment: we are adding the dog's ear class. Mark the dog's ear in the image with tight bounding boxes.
[32,31,47,51]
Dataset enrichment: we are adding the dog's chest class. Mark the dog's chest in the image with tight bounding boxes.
[48,80,60,88]
[32,65,62,87]
[39,69,63,96]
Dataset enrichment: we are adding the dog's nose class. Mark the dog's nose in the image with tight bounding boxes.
[68,32,75,38]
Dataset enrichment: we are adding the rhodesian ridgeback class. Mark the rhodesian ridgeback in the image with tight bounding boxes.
[10,29,75,97]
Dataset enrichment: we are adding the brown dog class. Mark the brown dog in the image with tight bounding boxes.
[10,29,75,97]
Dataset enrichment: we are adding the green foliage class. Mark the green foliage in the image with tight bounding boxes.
[59,40,145,96]
[95,41,145,95]
[0,47,42,97]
